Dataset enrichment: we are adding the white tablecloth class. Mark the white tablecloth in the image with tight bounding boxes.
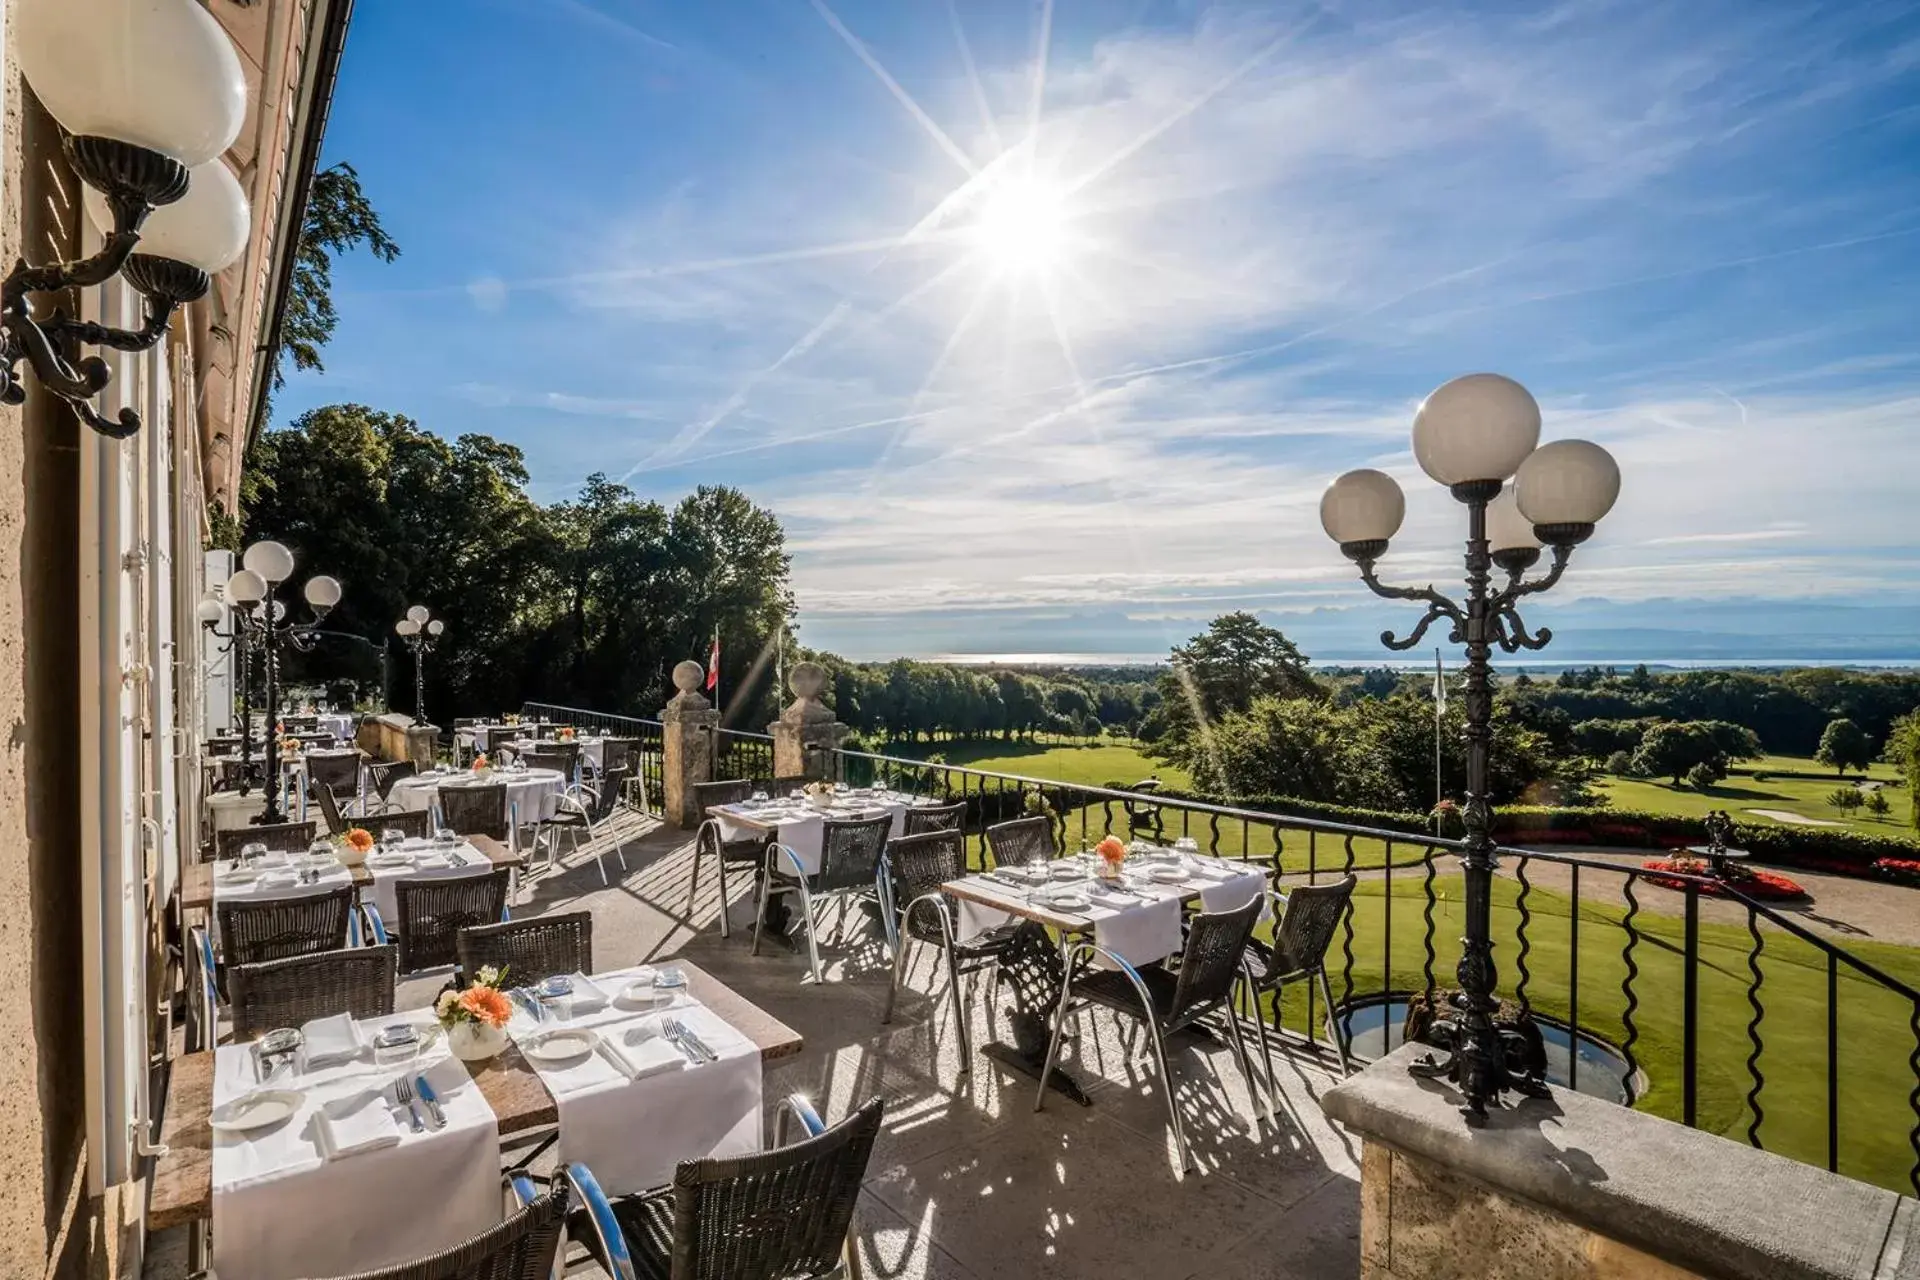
[206,791,268,832]
[715,793,937,874]
[502,736,602,772]
[211,1013,502,1280]
[390,767,568,824]
[210,857,356,948]
[315,713,356,741]
[507,965,763,1196]
[364,840,496,925]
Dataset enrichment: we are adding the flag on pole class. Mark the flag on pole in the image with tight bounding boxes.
[705,633,720,690]
[1432,648,1447,713]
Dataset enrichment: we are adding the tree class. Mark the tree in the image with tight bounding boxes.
[1887,711,1920,832]
[1825,786,1863,816]
[1571,718,1647,760]
[1152,612,1320,777]
[1864,789,1891,819]
[1815,718,1874,777]
[278,163,400,387]
[1604,749,1635,776]
[1630,721,1726,787]
[1685,761,1722,792]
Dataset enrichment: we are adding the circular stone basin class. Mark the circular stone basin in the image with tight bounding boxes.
[1337,995,1636,1105]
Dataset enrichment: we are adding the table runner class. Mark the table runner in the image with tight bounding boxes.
[211,1013,502,1280]
[507,964,763,1196]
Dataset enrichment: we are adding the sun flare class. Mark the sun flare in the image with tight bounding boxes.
[969,173,1077,276]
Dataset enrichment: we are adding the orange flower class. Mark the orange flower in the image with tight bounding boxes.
[344,828,375,853]
[472,753,489,771]
[457,984,514,1029]
[1094,835,1127,865]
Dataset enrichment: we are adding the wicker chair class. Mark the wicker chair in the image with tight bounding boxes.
[568,1095,885,1280]
[691,780,769,940]
[370,809,431,841]
[366,760,417,814]
[599,736,638,775]
[341,1180,569,1280]
[985,815,1054,869]
[483,726,519,759]
[752,813,894,984]
[212,820,317,864]
[229,945,397,1040]
[1036,894,1265,1174]
[1241,875,1358,1079]
[379,868,514,974]
[312,781,351,837]
[306,750,363,805]
[523,747,576,782]
[902,800,966,836]
[456,911,592,988]
[439,783,511,842]
[880,829,1020,1073]
[215,886,358,969]
[534,764,633,886]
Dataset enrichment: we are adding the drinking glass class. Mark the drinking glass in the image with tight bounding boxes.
[789,788,805,803]
[834,781,849,795]
[435,826,458,845]
[536,975,575,1023]
[749,789,769,805]
[240,840,268,869]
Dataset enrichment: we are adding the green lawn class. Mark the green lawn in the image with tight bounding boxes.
[1269,874,1920,1195]
[880,738,1191,791]
[1594,752,1915,842]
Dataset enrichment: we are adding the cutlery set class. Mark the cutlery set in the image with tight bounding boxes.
[391,1074,447,1131]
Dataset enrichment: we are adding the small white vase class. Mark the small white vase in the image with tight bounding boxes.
[446,1020,508,1062]
[807,793,834,811]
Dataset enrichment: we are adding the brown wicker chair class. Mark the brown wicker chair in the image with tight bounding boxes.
[598,736,638,775]
[229,945,397,1040]
[483,726,519,758]
[525,743,578,778]
[1241,874,1358,1079]
[215,886,358,969]
[1036,894,1265,1174]
[312,781,351,837]
[456,911,592,987]
[306,749,363,803]
[387,869,513,973]
[902,800,966,836]
[366,759,417,814]
[985,815,1054,869]
[752,813,893,984]
[880,829,1020,1072]
[344,1181,568,1280]
[568,1095,885,1280]
[691,779,768,939]
[369,809,431,841]
[439,782,510,842]
[211,820,318,865]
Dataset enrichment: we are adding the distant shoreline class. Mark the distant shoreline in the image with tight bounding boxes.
[897,652,1920,671]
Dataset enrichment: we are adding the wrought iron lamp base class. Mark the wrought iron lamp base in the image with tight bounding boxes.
[1408,998,1551,1121]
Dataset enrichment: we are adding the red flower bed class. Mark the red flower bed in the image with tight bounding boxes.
[1875,857,1920,887]
[1639,857,1810,901]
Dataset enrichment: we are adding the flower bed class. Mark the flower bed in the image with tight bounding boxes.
[1639,856,1810,901]
[1874,856,1920,888]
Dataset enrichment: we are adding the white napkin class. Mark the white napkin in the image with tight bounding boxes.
[567,972,611,1014]
[315,1088,402,1160]
[600,1028,686,1082]
[301,1013,365,1068]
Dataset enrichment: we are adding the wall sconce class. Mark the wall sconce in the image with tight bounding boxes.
[2,0,251,438]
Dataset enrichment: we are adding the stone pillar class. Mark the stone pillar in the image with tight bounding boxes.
[661,659,719,830]
[769,661,847,782]
[404,723,438,773]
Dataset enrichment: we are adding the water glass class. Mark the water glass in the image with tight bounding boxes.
[380,827,404,848]
[434,826,458,845]
[536,975,575,1023]
[749,789,769,805]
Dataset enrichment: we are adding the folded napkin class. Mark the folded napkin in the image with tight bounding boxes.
[601,1029,687,1082]
[567,972,611,1014]
[315,1088,402,1160]
[301,1013,365,1068]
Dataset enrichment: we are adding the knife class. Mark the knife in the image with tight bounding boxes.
[678,1026,718,1064]
[414,1074,447,1129]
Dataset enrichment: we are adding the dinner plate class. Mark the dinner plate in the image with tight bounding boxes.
[211,1089,303,1134]
[367,853,412,869]
[216,867,261,884]
[1142,863,1188,883]
[1037,890,1092,911]
[522,1027,600,1063]
[1046,862,1088,882]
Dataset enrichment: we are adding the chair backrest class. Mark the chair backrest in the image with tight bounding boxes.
[902,801,966,836]
[587,764,632,822]
[693,778,754,811]
[312,781,350,836]
[1168,895,1264,1028]
[229,945,397,1040]
[814,814,892,893]
[370,809,431,841]
[350,1185,568,1280]
[1265,874,1357,981]
[394,869,513,973]
[483,726,519,756]
[215,886,357,968]
[439,783,509,841]
[523,748,574,777]
[600,737,638,772]
[306,750,362,794]
[368,759,417,802]
[456,911,591,987]
[213,820,317,864]
[885,830,965,939]
[668,1096,885,1280]
[985,816,1053,868]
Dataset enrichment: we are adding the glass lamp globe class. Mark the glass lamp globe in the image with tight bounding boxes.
[395,619,419,637]
[242,540,294,583]
[194,597,224,625]
[84,159,249,272]
[406,605,430,625]
[1515,439,1620,543]
[1411,373,1542,489]
[223,568,266,605]
[303,575,342,610]
[14,0,247,167]
[1485,489,1540,554]
[1320,469,1406,551]
[426,620,446,637]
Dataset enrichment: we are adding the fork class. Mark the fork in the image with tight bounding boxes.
[662,1019,710,1065]
[394,1076,425,1133]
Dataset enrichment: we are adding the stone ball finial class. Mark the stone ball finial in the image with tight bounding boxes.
[672,660,705,694]
[789,661,827,700]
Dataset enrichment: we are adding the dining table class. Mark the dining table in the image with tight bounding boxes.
[705,787,946,874]
[939,847,1270,1105]
[389,765,570,824]
[149,960,804,1269]
[180,834,523,914]
[501,734,603,772]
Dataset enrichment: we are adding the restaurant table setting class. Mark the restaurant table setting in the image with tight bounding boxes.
[713,786,938,874]
[210,846,357,945]
[209,1011,502,1280]
[390,763,568,823]
[503,964,763,1196]
[363,834,496,923]
[954,844,1270,967]
[500,734,602,771]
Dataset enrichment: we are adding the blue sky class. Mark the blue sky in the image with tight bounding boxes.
[277,0,1920,662]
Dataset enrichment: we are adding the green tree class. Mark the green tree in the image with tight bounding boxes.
[1864,789,1891,819]
[1630,721,1726,787]
[1685,760,1722,791]
[1814,717,1874,777]
[1153,612,1320,777]
[1825,786,1863,816]
[278,163,400,387]
[1886,712,1920,831]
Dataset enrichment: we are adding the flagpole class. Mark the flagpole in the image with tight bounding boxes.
[713,627,722,719]
[1434,646,1445,835]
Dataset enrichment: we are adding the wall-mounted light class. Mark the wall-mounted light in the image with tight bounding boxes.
[2,0,250,438]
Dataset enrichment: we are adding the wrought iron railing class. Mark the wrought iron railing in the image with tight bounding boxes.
[518,702,664,815]
[713,727,777,786]
[803,742,1920,1196]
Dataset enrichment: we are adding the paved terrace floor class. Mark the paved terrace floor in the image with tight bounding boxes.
[151,810,1363,1279]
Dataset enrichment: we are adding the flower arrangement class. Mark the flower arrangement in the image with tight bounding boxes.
[1094,835,1127,879]
[343,827,375,855]
[557,726,576,742]
[1639,857,1809,901]
[436,965,515,1060]
[1430,799,1463,838]
[471,753,491,774]
[804,779,836,809]
[504,713,520,726]
[278,735,301,760]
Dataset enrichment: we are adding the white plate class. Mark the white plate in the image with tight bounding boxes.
[1038,891,1092,911]
[216,868,261,884]
[211,1089,303,1134]
[367,853,412,869]
[1047,862,1087,882]
[1142,863,1188,883]
[522,1027,600,1063]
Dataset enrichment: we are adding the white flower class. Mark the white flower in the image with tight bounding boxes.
[477,965,500,986]
[435,990,458,1018]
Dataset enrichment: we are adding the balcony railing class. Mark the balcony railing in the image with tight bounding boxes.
[518,702,665,815]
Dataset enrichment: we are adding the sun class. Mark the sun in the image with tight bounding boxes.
[969,173,1076,276]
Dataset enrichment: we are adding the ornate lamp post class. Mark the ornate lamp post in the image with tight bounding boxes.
[1320,373,1620,1118]
[394,606,446,723]
[221,540,342,825]
[195,592,254,793]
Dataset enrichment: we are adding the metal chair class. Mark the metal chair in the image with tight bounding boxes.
[329,1178,569,1280]
[985,815,1054,869]
[211,820,317,864]
[367,868,514,974]
[1240,874,1359,1080]
[229,945,397,1040]
[311,781,352,837]
[691,779,769,939]
[1036,895,1265,1175]
[1123,778,1166,842]
[752,813,895,985]
[535,764,633,886]
[365,759,417,814]
[456,911,592,988]
[902,800,966,836]
[215,886,358,969]
[880,829,1020,1074]
[567,1095,885,1280]
[439,782,512,843]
